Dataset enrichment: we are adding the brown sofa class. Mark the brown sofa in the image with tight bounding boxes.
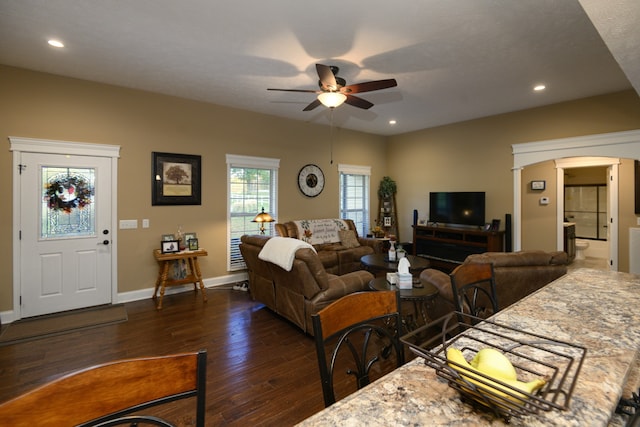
[275,219,382,275]
[420,250,568,321]
[239,234,374,335]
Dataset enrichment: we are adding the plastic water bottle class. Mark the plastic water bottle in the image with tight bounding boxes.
[388,241,397,262]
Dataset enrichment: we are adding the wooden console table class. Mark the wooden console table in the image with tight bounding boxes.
[153,249,208,310]
[412,224,504,272]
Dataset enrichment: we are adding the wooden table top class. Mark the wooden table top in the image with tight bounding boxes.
[360,254,430,272]
[153,249,208,261]
[368,277,438,301]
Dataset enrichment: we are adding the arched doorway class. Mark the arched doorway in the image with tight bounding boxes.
[512,129,640,272]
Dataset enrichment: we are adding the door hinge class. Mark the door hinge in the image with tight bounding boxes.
[19,230,21,240]
[20,296,22,306]
[18,164,27,174]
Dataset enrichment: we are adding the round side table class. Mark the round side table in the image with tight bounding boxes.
[360,254,430,285]
[368,277,438,331]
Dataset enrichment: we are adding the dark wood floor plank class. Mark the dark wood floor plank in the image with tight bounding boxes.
[0,288,326,426]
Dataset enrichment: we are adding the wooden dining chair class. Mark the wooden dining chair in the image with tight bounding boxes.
[450,263,499,322]
[0,350,207,427]
[312,290,404,407]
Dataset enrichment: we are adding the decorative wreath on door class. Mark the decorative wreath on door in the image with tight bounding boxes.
[45,175,94,213]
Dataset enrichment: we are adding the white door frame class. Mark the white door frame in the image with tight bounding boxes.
[512,128,640,271]
[554,157,619,270]
[10,137,120,321]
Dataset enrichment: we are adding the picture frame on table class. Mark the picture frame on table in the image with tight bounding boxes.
[162,234,175,241]
[161,240,180,254]
[188,238,199,251]
[152,152,202,206]
[183,232,197,243]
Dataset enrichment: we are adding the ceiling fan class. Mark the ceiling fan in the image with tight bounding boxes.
[268,64,397,111]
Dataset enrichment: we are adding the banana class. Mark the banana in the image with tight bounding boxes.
[470,348,518,381]
[446,347,546,405]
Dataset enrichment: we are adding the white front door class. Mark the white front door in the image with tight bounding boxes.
[19,152,113,317]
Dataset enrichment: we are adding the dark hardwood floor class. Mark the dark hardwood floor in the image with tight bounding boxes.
[0,286,329,426]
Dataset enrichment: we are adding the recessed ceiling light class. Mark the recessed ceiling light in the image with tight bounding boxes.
[48,39,64,48]
[534,84,546,91]
[389,120,397,125]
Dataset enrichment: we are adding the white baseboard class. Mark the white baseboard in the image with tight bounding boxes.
[116,272,248,304]
[0,272,248,325]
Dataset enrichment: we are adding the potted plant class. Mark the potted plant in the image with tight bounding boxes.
[378,176,397,200]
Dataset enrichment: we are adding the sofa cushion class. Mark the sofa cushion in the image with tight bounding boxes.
[339,230,360,248]
[420,268,454,301]
[316,250,339,275]
[465,250,568,267]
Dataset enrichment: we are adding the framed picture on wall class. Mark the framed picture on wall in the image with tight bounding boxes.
[152,152,202,205]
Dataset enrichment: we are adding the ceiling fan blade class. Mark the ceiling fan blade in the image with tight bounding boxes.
[342,79,397,94]
[267,88,318,93]
[316,64,338,91]
[345,94,374,110]
[303,98,322,111]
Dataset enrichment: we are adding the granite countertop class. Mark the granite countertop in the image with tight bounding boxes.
[297,269,640,426]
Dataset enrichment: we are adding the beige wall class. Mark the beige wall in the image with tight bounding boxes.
[565,166,608,185]
[0,65,386,311]
[521,161,558,251]
[387,90,640,264]
[2,64,640,315]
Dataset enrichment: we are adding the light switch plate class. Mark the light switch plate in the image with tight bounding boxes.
[119,219,138,229]
[142,219,150,228]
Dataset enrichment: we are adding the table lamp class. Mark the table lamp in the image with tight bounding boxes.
[252,207,275,234]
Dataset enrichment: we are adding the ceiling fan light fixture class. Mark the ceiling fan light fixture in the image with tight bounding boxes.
[318,92,347,108]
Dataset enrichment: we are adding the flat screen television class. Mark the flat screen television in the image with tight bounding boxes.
[429,191,486,227]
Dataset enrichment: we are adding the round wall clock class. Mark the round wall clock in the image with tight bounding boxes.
[297,164,325,197]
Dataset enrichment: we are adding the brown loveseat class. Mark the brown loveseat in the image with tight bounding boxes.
[420,250,568,321]
[275,219,382,275]
[239,234,374,335]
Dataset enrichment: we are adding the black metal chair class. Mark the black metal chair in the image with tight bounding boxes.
[312,290,404,407]
[0,350,207,427]
[450,263,499,322]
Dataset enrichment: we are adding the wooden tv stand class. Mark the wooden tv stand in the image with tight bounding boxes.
[412,224,504,272]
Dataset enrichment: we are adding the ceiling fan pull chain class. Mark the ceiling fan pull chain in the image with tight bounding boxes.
[329,108,335,164]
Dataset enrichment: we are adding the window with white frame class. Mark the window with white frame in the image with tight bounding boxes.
[339,164,371,237]
[227,154,279,271]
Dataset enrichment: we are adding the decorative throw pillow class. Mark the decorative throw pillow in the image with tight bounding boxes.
[339,230,360,249]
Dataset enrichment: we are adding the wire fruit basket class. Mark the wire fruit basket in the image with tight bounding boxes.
[401,312,587,421]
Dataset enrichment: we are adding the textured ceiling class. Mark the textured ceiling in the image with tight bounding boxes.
[0,0,637,136]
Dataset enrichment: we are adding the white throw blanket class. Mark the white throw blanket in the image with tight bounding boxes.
[258,237,316,271]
